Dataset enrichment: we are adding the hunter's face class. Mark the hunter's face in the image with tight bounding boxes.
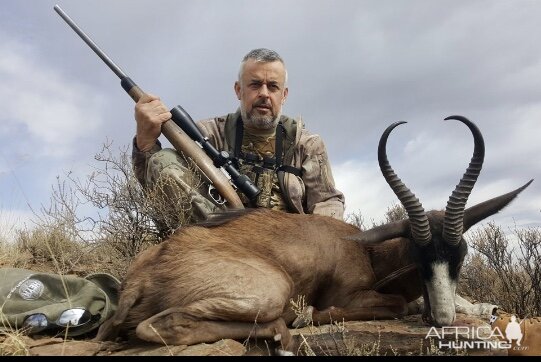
[235,59,288,131]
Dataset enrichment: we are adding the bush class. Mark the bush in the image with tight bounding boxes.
[345,203,407,231]
[5,141,195,279]
[458,222,541,317]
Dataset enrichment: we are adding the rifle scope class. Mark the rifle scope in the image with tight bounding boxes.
[170,106,261,200]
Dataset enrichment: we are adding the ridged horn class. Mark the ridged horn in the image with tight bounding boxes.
[442,115,485,246]
[379,121,432,246]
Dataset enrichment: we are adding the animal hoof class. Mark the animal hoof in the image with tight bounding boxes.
[292,305,314,328]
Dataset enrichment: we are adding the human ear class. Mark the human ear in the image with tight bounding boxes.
[234,81,241,100]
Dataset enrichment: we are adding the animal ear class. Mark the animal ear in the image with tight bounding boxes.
[348,219,410,244]
[463,179,533,232]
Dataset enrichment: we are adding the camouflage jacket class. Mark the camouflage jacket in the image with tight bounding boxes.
[132,110,345,220]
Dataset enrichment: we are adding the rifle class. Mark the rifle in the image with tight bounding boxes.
[53,5,260,209]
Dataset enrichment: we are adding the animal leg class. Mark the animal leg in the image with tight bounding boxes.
[134,295,295,350]
[406,294,499,318]
[135,306,294,351]
[309,290,408,325]
[95,286,142,341]
[406,296,424,315]
[454,294,498,317]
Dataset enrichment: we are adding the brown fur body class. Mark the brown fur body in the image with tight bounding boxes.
[96,209,412,348]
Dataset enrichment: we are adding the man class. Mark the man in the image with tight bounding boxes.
[132,48,344,228]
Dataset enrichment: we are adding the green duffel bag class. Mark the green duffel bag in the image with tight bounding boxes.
[0,268,120,337]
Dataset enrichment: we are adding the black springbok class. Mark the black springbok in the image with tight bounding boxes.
[96,115,532,351]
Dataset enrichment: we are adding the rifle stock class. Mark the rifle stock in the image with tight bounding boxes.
[54,5,245,209]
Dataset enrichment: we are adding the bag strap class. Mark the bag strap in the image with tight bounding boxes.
[233,118,302,177]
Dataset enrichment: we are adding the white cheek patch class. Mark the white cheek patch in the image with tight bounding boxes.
[426,261,457,325]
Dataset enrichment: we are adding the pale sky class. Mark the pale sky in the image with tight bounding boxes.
[1,0,539,241]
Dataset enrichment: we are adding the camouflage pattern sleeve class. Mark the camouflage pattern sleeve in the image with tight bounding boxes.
[300,134,345,220]
[131,136,163,188]
[131,117,224,190]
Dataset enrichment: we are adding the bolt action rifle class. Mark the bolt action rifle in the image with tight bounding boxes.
[54,5,260,209]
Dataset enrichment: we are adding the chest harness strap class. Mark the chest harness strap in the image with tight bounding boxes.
[233,119,302,177]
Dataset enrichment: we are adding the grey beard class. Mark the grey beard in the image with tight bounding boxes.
[241,107,281,130]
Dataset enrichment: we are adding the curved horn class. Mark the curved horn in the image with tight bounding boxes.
[378,121,432,246]
[442,115,485,246]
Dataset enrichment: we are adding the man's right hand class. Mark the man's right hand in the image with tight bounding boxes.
[135,93,172,152]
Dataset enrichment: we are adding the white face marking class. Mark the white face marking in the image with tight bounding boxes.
[425,261,456,326]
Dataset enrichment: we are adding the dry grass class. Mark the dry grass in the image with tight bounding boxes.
[0,330,30,356]
[287,296,467,356]
[0,297,31,356]
[0,142,539,356]
[0,142,197,356]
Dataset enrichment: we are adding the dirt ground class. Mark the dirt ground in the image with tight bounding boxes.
[5,313,508,356]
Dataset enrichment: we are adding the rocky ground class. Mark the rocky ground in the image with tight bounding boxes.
[3,313,508,356]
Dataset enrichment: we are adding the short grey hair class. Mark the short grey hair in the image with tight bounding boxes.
[238,48,288,85]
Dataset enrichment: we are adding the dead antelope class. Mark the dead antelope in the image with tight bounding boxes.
[96,115,532,351]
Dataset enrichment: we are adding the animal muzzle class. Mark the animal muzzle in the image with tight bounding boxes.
[425,262,457,326]
[431,306,456,327]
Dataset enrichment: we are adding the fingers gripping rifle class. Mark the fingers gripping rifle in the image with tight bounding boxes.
[54,5,260,209]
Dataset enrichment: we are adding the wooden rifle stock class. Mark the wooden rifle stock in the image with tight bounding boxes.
[54,5,244,209]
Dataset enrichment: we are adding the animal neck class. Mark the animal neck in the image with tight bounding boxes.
[367,237,413,276]
[366,237,423,302]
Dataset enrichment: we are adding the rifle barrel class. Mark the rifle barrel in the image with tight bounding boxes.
[54,4,247,209]
[54,4,127,79]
